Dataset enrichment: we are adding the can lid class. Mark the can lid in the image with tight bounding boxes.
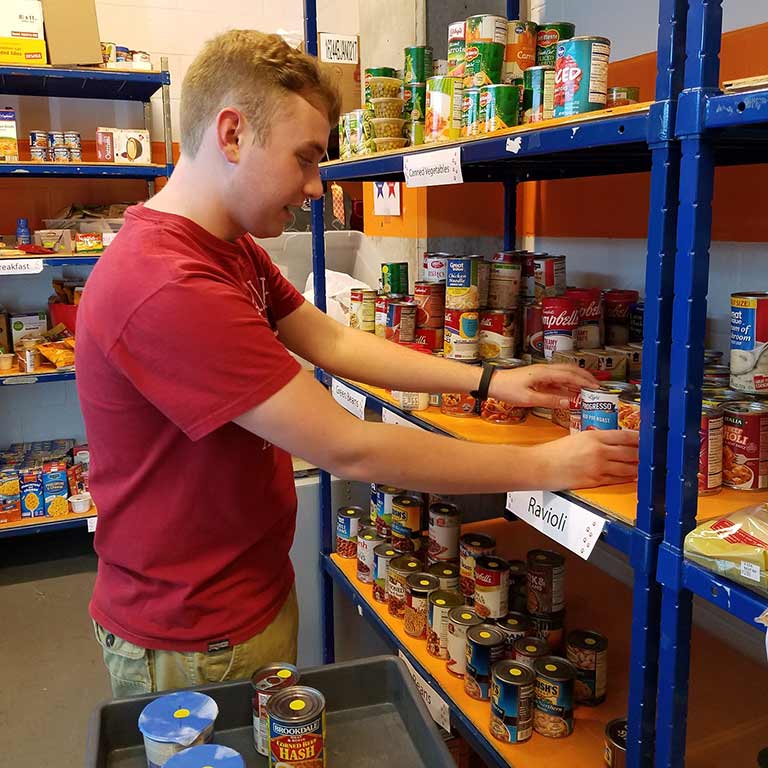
[467,624,504,646]
[337,505,364,518]
[508,559,527,575]
[138,691,218,745]
[430,589,464,607]
[475,555,509,571]
[513,635,549,655]
[492,660,535,686]
[533,655,577,681]
[499,612,532,631]
[605,718,628,751]
[567,628,608,652]
[460,532,496,549]
[267,685,325,723]
[428,561,460,577]
[406,572,440,593]
[527,548,565,567]
[251,663,300,692]
[448,606,483,626]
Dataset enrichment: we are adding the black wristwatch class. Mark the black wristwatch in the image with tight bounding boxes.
[469,361,496,401]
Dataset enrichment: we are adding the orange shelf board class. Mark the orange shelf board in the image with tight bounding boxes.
[0,508,96,531]
[1,363,62,377]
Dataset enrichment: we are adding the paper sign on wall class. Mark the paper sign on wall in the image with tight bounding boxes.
[382,407,420,429]
[373,182,401,216]
[403,147,463,188]
[506,491,606,560]
[318,33,359,65]
[331,378,366,420]
[398,651,451,732]
[0,259,44,276]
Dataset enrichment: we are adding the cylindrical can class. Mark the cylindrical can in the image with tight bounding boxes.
[703,364,731,389]
[64,131,81,149]
[30,146,47,162]
[374,484,403,537]
[490,661,535,743]
[428,561,461,591]
[523,65,555,122]
[566,287,603,349]
[508,560,528,613]
[618,391,642,432]
[461,87,483,137]
[504,20,537,83]
[348,108,375,155]
[267,686,325,766]
[533,656,576,738]
[570,389,583,434]
[447,21,466,79]
[524,301,544,355]
[699,404,723,495]
[464,14,507,86]
[447,607,483,677]
[481,83,520,132]
[536,22,576,67]
[497,612,533,658]
[534,254,567,299]
[607,86,640,108]
[414,327,444,352]
[29,130,49,148]
[349,288,377,332]
[488,257,522,309]
[704,349,724,366]
[338,113,351,159]
[475,256,490,307]
[441,385,478,417]
[730,292,768,394]
[428,502,461,563]
[629,301,644,343]
[527,549,566,614]
[531,610,566,652]
[554,36,611,118]
[69,147,82,162]
[336,505,363,559]
[426,76,463,143]
[115,45,130,62]
[403,81,426,123]
[479,309,516,360]
[251,664,300,756]
[542,296,579,360]
[381,262,409,295]
[422,251,450,282]
[465,624,506,700]
[47,130,65,148]
[473,555,510,619]
[386,301,416,343]
[408,120,425,146]
[356,526,383,584]
[387,555,422,618]
[514,636,550,670]
[364,66,398,108]
[444,308,480,361]
[566,629,608,705]
[604,289,639,345]
[392,494,424,538]
[369,482,379,525]
[465,14,508,45]
[723,401,768,490]
[373,544,399,603]
[581,385,623,431]
[404,572,440,639]
[604,717,628,768]
[427,590,464,659]
[404,46,433,84]
[459,532,496,601]
[414,281,445,329]
[53,146,70,163]
[446,256,481,309]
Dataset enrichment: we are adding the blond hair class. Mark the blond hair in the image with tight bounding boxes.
[180,30,341,156]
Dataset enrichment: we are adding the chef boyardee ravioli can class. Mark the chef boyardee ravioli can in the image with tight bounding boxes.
[536,22,575,67]
[267,686,326,767]
[554,36,611,118]
[490,661,535,743]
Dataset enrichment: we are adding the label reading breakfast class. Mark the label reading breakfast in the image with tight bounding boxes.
[403,147,463,188]
[331,378,366,420]
[319,33,359,64]
[506,491,606,559]
[0,259,44,275]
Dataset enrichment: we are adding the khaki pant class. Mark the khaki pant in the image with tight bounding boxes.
[93,586,298,698]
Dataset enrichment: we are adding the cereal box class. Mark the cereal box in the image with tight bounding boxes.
[67,462,88,496]
[43,461,70,518]
[0,108,18,161]
[0,468,21,525]
[19,466,44,517]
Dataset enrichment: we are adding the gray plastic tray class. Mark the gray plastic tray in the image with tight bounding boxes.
[85,655,454,767]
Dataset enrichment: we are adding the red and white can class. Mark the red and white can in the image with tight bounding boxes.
[524,301,544,355]
[428,502,461,564]
[699,405,723,495]
[414,327,444,352]
[722,401,768,490]
[444,308,480,360]
[569,389,582,433]
[604,289,639,345]
[349,288,377,332]
[479,309,517,360]
[521,251,536,300]
[542,296,579,360]
[533,254,566,300]
[356,526,384,584]
[374,294,389,337]
[459,532,496,601]
[414,281,446,329]
[423,252,450,282]
[565,287,603,349]
[473,555,510,620]
[386,301,417,343]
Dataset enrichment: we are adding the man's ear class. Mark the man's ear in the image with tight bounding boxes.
[216,108,243,164]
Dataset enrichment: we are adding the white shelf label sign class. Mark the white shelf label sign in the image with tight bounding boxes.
[398,651,451,733]
[0,259,44,275]
[87,517,97,533]
[505,491,605,560]
[331,378,366,420]
[403,147,463,188]
[382,407,420,429]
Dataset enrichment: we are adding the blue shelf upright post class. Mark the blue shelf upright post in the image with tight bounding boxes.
[655,1,724,766]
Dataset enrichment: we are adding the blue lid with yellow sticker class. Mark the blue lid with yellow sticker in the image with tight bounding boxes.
[138,691,218,746]
[165,744,244,768]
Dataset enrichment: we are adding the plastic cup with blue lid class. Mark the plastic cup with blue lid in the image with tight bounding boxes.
[164,744,244,768]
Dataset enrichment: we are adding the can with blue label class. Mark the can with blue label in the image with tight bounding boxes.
[465,624,506,700]
[533,656,576,738]
[490,661,535,743]
[444,308,480,360]
[553,36,611,118]
[580,385,622,431]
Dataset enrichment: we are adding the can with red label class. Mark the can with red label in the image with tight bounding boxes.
[444,308,480,360]
[699,404,723,496]
[423,252,450,282]
[604,289,639,345]
[357,526,384,584]
[488,258,522,309]
[414,327,444,352]
[386,301,417,343]
[414,281,446,329]
[524,301,544,355]
[520,251,535,299]
[459,532,496,601]
[474,555,510,620]
[480,309,517,360]
[534,255,567,300]
[565,287,603,349]
[349,288,377,332]
[374,294,388,337]
[542,296,579,360]
[569,389,583,434]
[722,401,768,490]
[428,502,461,564]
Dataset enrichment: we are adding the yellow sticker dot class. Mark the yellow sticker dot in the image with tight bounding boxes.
[525,645,537,652]
[488,561,498,568]
[289,700,306,712]
[471,540,481,546]
[510,668,522,676]
[461,613,472,620]
[277,669,292,679]
[364,535,373,540]
[408,563,418,568]
[536,554,546,561]
[436,599,446,606]
[545,664,557,672]
[386,550,395,556]
[508,619,519,626]
[479,631,491,639]
[173,708,190,719]
[585,637,596,646]
[419,579,430,586]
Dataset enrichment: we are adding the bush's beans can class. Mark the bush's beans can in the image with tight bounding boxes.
[504,20,537,82]
[604,289,639,345]
[730,292,768,394]
[427,590,464,659]
[524,301,544,355]
[422,251,450,282]
[462,87,483,137]
[446,256,482,309]
[554,36,611,118]
[387,555,421,617]
[404,46,433,84]
[404,573,440,639]
[618,391,642,432]
[426,76,464,142]
[629,301,644,343]
[373,544,399,603]
[386,301,416,343]
[581,385,623,431]
[447,21,466,78]
[604,717,628,768]
[534,254,567,299]
[336,506,363,559]
[374,484,403,537]
[565,287,603,349]
[536,22,575,67]
[403,81,427,122]
[356,527,383,584]
[488,257,522,309]
[533,656,576,738]
[531,610,565,652]
[723,401,768,490]
[699,405,724,495]
[527,549,565,614]
[428,561,461,591]
[349,288,376,332]
[514,636,550,670]
[444,308,480,361]
[267,686,326,766]
[459,532,496,601]
[490,661,535,743]
[479,310,516,360]
[465,624,506,700]
[508,560,528,613]
[447,607,483,677]
[523,65,555,122]
[392,494,424,538]
[428,502,461,563]
[497,612,533,658]
[481,84,521,132]
[542,296,579,360]
[473,555,510,619]
[381,262,409,294]
[566,629,608,705]
[414,281,445,329]
[251,663,300,756]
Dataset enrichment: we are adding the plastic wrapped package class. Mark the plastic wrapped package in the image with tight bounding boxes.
[684,504,768,595]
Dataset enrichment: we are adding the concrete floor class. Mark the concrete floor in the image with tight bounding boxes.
[0,529,110,767]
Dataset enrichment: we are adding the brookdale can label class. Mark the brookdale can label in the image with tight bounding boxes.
[428,502,461,563]
[267,686,326,767]
[523,65,555,123]
[542,296,579,360]
[473,555,510,620]
[504,20,537,83]
[554,36,611,118]
[444,308,480,360]
[536,22,576,67]
[730,292,768,394]
[356,526,383,584]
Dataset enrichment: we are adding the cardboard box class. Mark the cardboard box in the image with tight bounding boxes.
[19,466,44,518]
[96,128,115,162]
[114,128,151,164]
[317,32,361,113]
[41,0,102,66]
[10,311,47,350]
[0,108,19,162]
[42,460,69,516]
[0,468,21,525]
[0,1,47,66]
[34,229,74,253]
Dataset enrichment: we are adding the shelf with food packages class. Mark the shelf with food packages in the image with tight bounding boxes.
[0,364,75,386]
[0,319,76,385]
[0,506,97,538]
[325,517,768,768]
[0,161,168,178]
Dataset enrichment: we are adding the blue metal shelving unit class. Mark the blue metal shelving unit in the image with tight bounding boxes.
[306,2,688,766]
[655,2,768,766]
[0,162,169,179]
[1,370,75,386]
[0,513,95,539]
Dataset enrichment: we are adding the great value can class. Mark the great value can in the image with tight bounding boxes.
[428,561,461,591]
[473,555,510,619]
[387,555,422,618]
[566,629,608,706]
[422,251,450,282]
[414,281,445,329]
[386,301,416,343]
[565,287,603,349]
[542,296,579,360]
[536,22,575,67]
[490,661,535,744]
[446,256,481,309]
[479,310,517,360]
[533,657,576,738]
[427,590,464,659]
[481,84,521,132]
[267,686,326,767]
[447,607,483,677]
[381,261,409,294]
[730,292,768,394]
[444,308,480,360]
[527,549,565,614]
[523,65,555,122]
[465,624,506,700]
[504,21,537,83]
[426,76,463,143]
[447,21,466,79]
[534,254,567,299]
[428,502,461,563]
[404,46,433,84]
[336,505,363,559]
[462,87,483,137]
[554,36,611,118]
[251,664,300,756]
[404,572,440,639]
[699,405,723,495]
[722,401,768,490]
[581,385,623,431]
[403,81,426,122]
[356,526,383,584]
[349,288,376,332]
[373,544,398,603]
[459,532,496,601]
[604,289,640,345]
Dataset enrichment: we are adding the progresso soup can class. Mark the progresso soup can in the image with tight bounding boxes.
[554,36,611,118]
[581,385,623,431]
[536,22,575,67]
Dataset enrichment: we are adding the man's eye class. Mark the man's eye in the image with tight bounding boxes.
[298,155,312,167]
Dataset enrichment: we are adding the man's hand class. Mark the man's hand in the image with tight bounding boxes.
[489,363,599,409]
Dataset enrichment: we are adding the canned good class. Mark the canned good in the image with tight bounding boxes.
[386,301,416,343]
[381,261,409,295]
[473,555,509,619]
[566,629,608,705]
[387,555,422,618]
[447,21,466,79]
[404,46,432,84]
[30,146,47,162]
[444,308,480,361]
[47,131,65,147]
[373,544,399,603]
[524,301,544,355]
[464,14,507,87]
[531,610,566,652]
[115,46,130,62]
[490,661,535,743]
[408,120,425,146]
[29,130,49,148]
[52,146,70,163]
[533,656,576,738]
[604,717,628,767]
[422,252,450,282]
[349,288,377,332]
[427,502,461,563]
[581,385,623,431]
[374,484,403,537]
[504,20,537,83]
[404,572,440,639]
[69,147,82,162]
[364,67,398,107]
[606,86,640,108]
[703,364,731,389]
[497,612,533,657]
[336,505,363,559]
[523,65,555,122]
[536,22,576,67]
[723,401,768,490]
[426,76,463,143]
[251,664,300,756]
[374,294,389,337]
[487,258,522,310]
[565,287,603,349]
[462,87,483,137]
[534,254,567,299]
[481,83,520,132]
[267,686,325,767]
[403,81,426,122]
[414,281,445,329]
[465,624,506,700]
[629,301,644,343]
[446,256,482,309]
[441,388,478,417]
[704,348,724,365]
[392,494,424,538]
[569,389,583,433]
[731,292,768,394]
[554,36,611,117]
[459,532,496,601]
[64,131,81,149]
[133,50,151,64]
[348,108,375,155]
[508,560,528,613]
[542,296,579,360]
[447,606,483,677]
[356,526,383,584]
[414,327,444,352]
[604,289,639,345]
[480,359,528,424]
[513,636,550,670]
[527,549,565,614]
[699,404,724,495]
[427,590,464,659]
[479,309,516,360]
[428,561,461,590]
[618,391,642,432]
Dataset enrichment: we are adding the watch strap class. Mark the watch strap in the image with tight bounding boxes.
[469,361,496,401]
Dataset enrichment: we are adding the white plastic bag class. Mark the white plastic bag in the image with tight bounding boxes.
[303,270,373,326]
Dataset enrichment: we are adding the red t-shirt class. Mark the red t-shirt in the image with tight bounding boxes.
[76,204,304,651]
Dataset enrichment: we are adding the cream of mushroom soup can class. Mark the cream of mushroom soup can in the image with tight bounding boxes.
[730,292,768,394]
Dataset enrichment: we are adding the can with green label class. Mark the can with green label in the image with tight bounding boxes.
[447,21,466,78]
[553,36,611,118]
[523,65,555,123]
[408,121,425,146]
[462,87,483,137]
[403,82,426,122]
[365,66,398,109]
[536,22,575,67]
[464,41,505,88]
[606,85,640,108]
[404,46,433,84]
[426,76,463,143]
[481,84,520,132]
[382,262,410,295]
[348,109,374,155]
[338,113,352,159]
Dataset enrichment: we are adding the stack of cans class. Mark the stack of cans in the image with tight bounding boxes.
[29,130,82,163]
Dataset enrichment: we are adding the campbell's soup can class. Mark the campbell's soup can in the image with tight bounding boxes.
[722,401,768,490]
[534,254,567,300]
[414,327,444,352]
[479,309,517,360]
[629,301,644,343]
[386,301,417,343]
[699,405,723,495]
[423,252,450,282]
[473,555,510,620]
[459,532,496,601]
[581,385,622,431]
[374,294,388,337]
[569,389,583,434]
[542,296,579,360]
[565,287,603,349]
[349,288,376,332]
[444,308,480,360]
[414,281,446,329]
[553,36,611,118]
[524,301,544,355]
[604,290,639,345]
[730,292,768,394]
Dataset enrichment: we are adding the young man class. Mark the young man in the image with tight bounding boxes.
[77,30,638,697]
